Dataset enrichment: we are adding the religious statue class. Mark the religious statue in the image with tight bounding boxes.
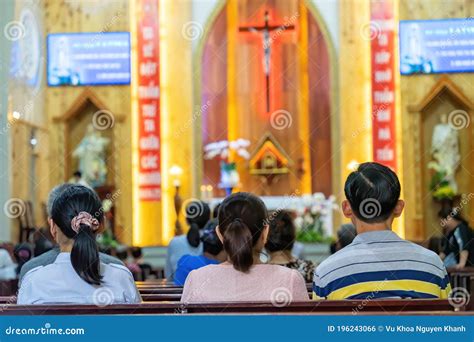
[73,124,110,188]
[428,113,460,196]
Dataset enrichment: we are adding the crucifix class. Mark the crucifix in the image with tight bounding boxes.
[239,10,295,113]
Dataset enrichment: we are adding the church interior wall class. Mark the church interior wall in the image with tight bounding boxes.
[43,0,133,244]
[399,0,474,241]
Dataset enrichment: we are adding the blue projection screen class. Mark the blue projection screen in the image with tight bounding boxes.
[399,18,474,75]
[47,32,131,86]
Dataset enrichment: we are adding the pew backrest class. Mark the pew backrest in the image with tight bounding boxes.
[0,299,462,315]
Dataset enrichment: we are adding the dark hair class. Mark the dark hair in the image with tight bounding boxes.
[185,200,211,248]
[337,223,357,249]
[73,171,82,178]
[218,192,268,272]
[212,203,221,219]
[201,219,223,256]
[116,249,128,261]
[130,246,142,259]
[51,185,104,285]
[438,207,468,225]
[265,211,295,252]
[344,162,401,223]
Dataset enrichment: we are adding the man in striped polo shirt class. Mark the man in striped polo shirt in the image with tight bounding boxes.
[313,162,451,300]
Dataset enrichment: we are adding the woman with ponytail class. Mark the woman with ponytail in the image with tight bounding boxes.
[165,200,211,281]
[181,193,308,303]
[18,185,140,305]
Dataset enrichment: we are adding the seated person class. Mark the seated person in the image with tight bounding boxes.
[265,211,315,283]
[0,247,16,280]
[438,208,474,269]
[335,223,357,251]
[181,192,308,303]
[19,183,123,285]
[129,247,153,281]
[174,219,226,285]
[313,162,451,300]
[14,243,34,275]
[18,185,140,305]
[165,200,210,281]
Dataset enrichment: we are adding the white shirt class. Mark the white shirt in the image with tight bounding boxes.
[17,253,141,305]
[165,235,202,281]
[0,249,16,280]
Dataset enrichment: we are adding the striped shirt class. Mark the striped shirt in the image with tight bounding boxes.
[313,230,451,300]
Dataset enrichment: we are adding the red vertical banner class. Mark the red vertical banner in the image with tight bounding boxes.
[370,0,397,170]
[137,0,161,201]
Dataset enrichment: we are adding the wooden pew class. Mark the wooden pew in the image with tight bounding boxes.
[0,280,18,296]
[0,299,462,316]
[448,267,474,310]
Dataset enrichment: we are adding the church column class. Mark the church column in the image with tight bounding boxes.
[226,0,238,163]
[159,0,194,244]
[338,1,372,191]
[0,1,14,241]
[297,3,312,195]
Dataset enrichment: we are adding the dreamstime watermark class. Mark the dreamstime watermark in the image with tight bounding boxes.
[3,198,26,219]
[90,11,123,45]
[174,100,211,138]
[92,109,115,130]
[181,21,203,41]
[448,109,470,130]
[263,12,300,49]
[94,189,122,219]
[270,287,293,307]
[263,190,301,227]
[358,198,382,220]
[440,193,474,227]
[181,198,205,219]
[0,294,17,312]
[270,109,292,130]
[92,287,114,307]
[360,21,381,41]
[448,287,470,309]
[5,323,85,336]
[3,21,25,41]
[352,280,388,315]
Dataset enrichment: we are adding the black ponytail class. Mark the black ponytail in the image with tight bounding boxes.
[223,219,253,272]
[71,224,102,285]
[51,185,104,285]
[185,200,211,248]
[218,193,268,273]
[186,223,201,248]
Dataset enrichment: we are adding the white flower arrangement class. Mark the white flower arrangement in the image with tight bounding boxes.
[203,139,251,161]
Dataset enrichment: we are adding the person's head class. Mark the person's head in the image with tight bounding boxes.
[216,192,269,272]
[116,248,128,262]
[47,183,74,218]
[336,223,357,250]
[50,185,104,285]
[265,211,295,253]
[73,170,82,179]
[212,203,221,219]
[343,162,404,232]
[185,200,211,248]
[130,246,143,260]
[201,219,225,260]
[438,207,465,231]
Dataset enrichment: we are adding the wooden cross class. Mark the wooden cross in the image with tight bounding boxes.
[239,10,295,113]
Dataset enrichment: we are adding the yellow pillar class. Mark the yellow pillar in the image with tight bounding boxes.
[130,0,193,246]
[339,0,372,187]
[227,0,238,163]
[159,0,194,244]
[297,4,312,195]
